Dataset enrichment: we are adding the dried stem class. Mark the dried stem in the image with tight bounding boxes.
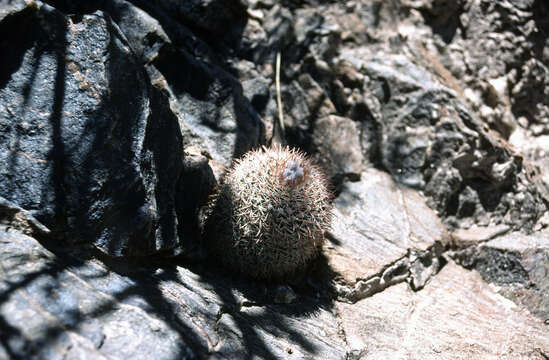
[272,51,286,146]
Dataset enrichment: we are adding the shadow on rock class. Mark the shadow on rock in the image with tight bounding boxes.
[0,223,341,359]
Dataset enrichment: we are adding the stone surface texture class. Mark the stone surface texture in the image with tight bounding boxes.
[1,0,549,359]
[0,2,189,257]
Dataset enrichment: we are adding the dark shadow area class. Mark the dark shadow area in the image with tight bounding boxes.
[166,257,334,359]
[0,1,192,257]
[39,0,264,162]
[124,0,248,64]
[0,4,47,212]
[0,224,338,359]
[278,0,340,12]
[48,7,68,236]
[531,0,549,61]
[0,228,94,359]
[0,5,39,90]
[417,0,464,44]
[123,0,265,161]
[533,0,549,37]
[39,0,106,14]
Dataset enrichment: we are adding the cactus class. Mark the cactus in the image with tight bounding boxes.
[204,145,332,280]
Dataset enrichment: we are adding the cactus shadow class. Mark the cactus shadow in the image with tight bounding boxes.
[179,253,338,359]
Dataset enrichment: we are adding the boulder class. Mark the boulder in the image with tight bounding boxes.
[0,2,184,257]
[341,51,547,231]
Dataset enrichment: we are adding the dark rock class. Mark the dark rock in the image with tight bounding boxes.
[426,0,549,137]
[241,75,271,117]
[511,58,549,132]
[99,0,267,167]
[0,2,184,257]
[103,0,172,64]
[451,247,530,285]
[152,44,265,165]
[2,0,549,357]
[39,0,106,14]
[311,115,363,188]
[0,196,51,239]
[451,231,549,321]
[273,285,297,304]
[409,0,465,43]
[239,4,295,64]
[154,0,247,38]
[178,146,216,256]
[339,51,547,231]
[0,226,347,359]
[41,0,248,51]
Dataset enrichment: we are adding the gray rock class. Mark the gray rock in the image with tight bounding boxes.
[0,2,185,257]
[451,231,549,321]
[272,285,297,304]
[2,0,549,358]
[154,0,247,37]
[342,51,547,231]
[312,115,363,187]
[0,226,347,359]
[104,0,266,167]
[239,4,295,64]
[337,262,549,359]
[157,50,265,165]
[239,0,548,232]
[325,168,450,302]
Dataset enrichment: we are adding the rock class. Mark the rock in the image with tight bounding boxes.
[312,115,363,187]
[178,146,216,256]
[273,285,297,304]
[0,2,185,257]
[153,0,247,37]
[42,0,266,169]
[1,0,549,358]
[333,59,364,89]
[407,0,464,44]
[239,4,295,64]
[451,224,511,247]
[325,168,450,302]
[103,0,266,167]
[0,226,347,359]
[451,231,549,321]
[103,0,172,64]
[338,50,547,231]
[151,43,265,167]
[0,196,52,239]
[337,262,549,359]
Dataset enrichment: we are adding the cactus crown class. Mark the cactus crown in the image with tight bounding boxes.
[204,145,332,280]
[281,160,304,185]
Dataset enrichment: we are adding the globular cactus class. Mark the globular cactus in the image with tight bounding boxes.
[204,145,332,280]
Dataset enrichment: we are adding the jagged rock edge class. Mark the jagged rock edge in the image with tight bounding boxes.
[333,240,446,304]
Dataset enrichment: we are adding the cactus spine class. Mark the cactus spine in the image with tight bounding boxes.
[204,145,332,280]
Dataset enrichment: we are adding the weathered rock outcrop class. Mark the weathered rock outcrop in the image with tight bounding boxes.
[1,0,548,358]
[0,2,184,257]
[451,230,549,321]
[0,225,347,359]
